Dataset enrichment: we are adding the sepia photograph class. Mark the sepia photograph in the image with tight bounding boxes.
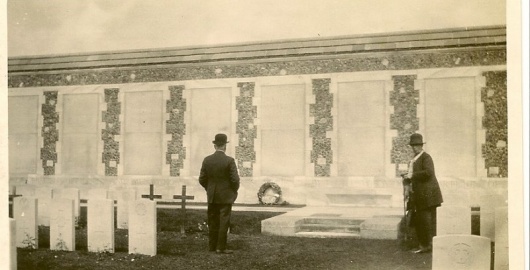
[1,0,527,269]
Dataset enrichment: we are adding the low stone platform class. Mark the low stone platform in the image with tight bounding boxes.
[261,206,404,239]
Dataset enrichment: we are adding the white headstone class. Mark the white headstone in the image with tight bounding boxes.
[35,186,53,226]
[88,199,114,253]
[88,188,109,199]
[437,205,471,235]
[128,200,157,256]
[494,207,508,270]
[10,218,17,270]
[50,198,75,251]
[53,188,80,219]
[15,185,36,197]
[113,189,137,229]
[13,197,38,249]
[432,235,491,270]
[480,194,506,241]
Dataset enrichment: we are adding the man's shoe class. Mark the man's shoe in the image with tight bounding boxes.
[411,247,431,254]
[216,249,234,254]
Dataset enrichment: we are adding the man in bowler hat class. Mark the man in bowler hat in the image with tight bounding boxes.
[199,133,240,254]
[403,133,443,253]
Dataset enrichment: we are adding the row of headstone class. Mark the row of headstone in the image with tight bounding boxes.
[13,196,158,256]
[10,218,17,270]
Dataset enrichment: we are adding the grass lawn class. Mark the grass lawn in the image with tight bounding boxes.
[17,207,434,270]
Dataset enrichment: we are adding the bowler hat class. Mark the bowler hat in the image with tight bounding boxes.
[212,133,229,145]
[409,133,426,145]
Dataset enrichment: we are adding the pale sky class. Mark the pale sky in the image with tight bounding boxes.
[7,0,506,57]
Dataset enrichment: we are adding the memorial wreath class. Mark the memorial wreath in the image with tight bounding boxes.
[257,182,282,205]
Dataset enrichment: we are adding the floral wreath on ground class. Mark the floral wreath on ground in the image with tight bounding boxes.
[257,182,287,205]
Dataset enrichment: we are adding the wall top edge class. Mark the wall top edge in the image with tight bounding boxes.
[8,25,506,73]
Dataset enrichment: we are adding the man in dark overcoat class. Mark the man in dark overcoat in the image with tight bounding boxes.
[199,133,240,254]
[403,133,443,253]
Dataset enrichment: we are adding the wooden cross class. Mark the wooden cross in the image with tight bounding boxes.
[8,190,23,218]
[173,185,195,234]
[141,184,162,201]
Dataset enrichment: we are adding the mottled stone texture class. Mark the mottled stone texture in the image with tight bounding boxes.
[310,79,333,176]
[41,91,59,175]
[390,75,419,176]
[102,88,121,176]
[235,82,257,177]
[166,85,187,176]
[481,71,507,177]
[9,49,505,88]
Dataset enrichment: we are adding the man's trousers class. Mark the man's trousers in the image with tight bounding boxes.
[207,203,232,251]
[414,206,438,248]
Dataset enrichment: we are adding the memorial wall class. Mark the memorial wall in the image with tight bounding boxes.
[7,26,508,206]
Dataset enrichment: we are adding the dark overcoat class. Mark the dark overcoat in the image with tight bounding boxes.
[404,152,443,210]
[199,151,240,204]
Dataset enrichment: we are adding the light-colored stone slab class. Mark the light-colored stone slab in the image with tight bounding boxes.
[35,186,53,226]
[128,200,157,256]
[479,194,506,241]
[360,217,401,239]
[88,199,114,253]
[113,189,137,229]
[260,84,305,176]
[494,207,508,270]
[437,205,471,235]
[88,188,109,200]
[50,198,75,251]
[337,81,385,176]
[432,235,491,270]
[8,96,39,174]
[13,197,38,249]
[53,188,80,218]
[424,77,477,177]
[62,94,99,175]
[189,87,232,176]
[10,218,17,270]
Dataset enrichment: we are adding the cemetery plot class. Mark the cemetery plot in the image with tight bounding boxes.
[494,207,509,270]
[436,205,471,235]
[10,218,17,270]
[112,188,137,229]
[13,197,38,249]
[36,187,53,226]
[50,198,75,251]
[128,200,157,256]
[432,235,491,270]
[87,199,114,253]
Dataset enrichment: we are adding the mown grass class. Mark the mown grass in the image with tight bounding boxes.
[17,207,436,270]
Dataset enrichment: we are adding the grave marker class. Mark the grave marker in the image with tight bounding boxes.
[10,218,17,270]
[479,194,506,241]
[13,197,38,249]
[494,207,508,270]
[173,185,195,234]
[432,235,491,270]
[88,188,109,199]
[141,184,162,201]
[16,185,36,197]
[53,188,80,221]
[50,198,75,251]
[113,189,137,229]
[437,205,471,235]
[128,200,157,256]
[88,199,114,253]
[36,186,53,226]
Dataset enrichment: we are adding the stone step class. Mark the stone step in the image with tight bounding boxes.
[298,223,360,233]
[294,231,361,238]
[302,217,365,226]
